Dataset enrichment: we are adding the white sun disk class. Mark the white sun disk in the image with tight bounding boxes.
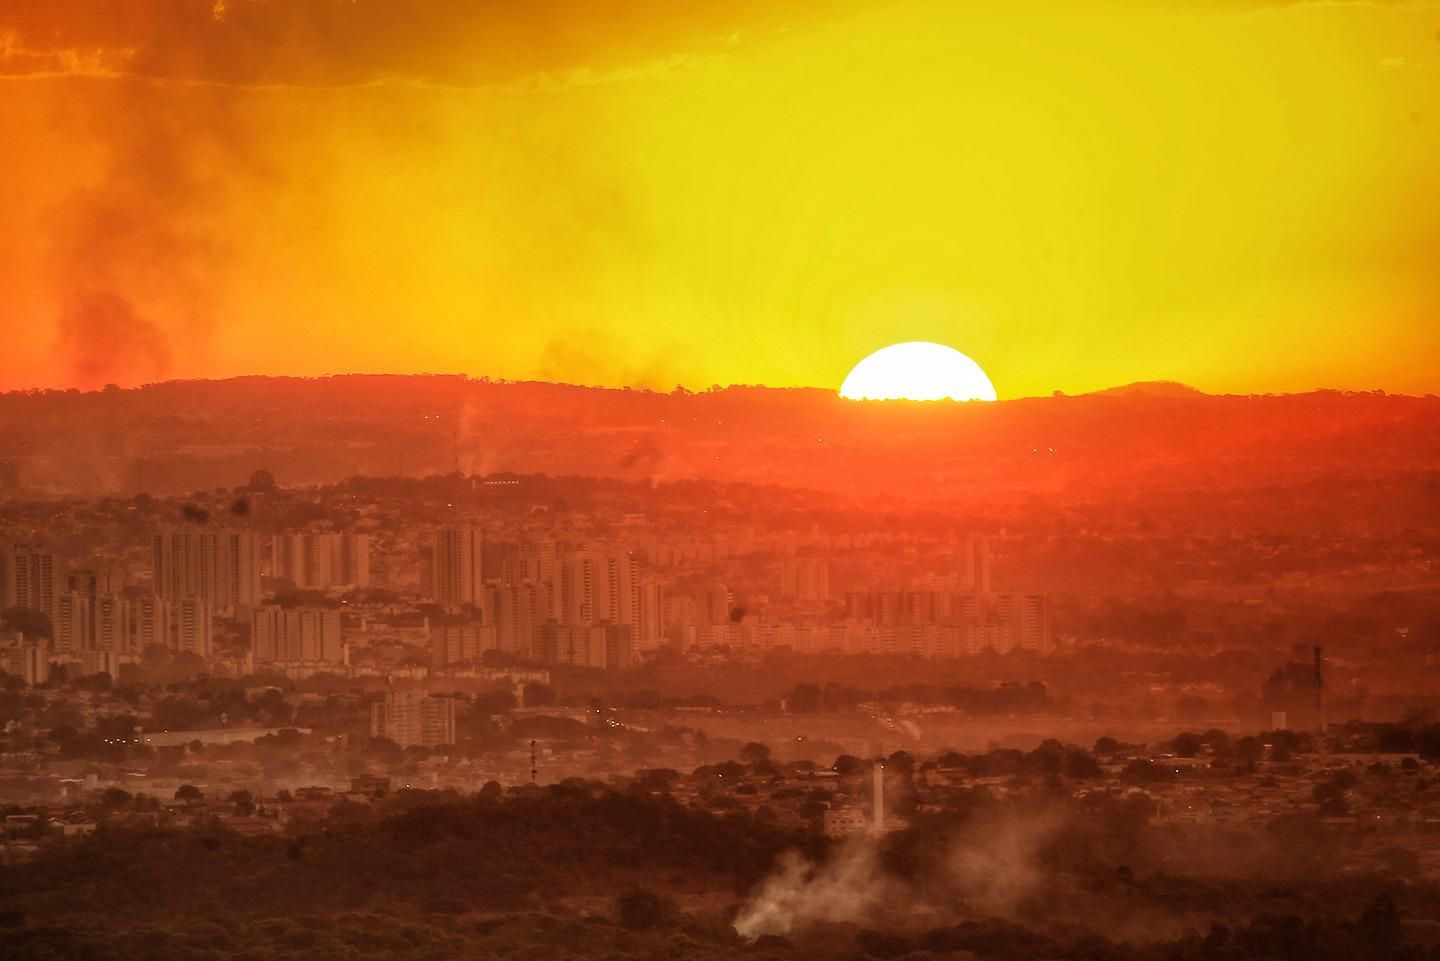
[839,342,997,402]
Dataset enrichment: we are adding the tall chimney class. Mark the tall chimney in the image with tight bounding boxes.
[1313,644,1326,751]
[873,761,885,833]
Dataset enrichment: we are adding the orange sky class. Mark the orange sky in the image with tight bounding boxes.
[1,1,1436,397]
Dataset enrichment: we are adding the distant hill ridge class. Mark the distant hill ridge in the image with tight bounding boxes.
[1,372,1410,401]
[1083,380,1205,398]
[0,374,1433,504]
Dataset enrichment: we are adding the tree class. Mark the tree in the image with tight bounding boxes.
[175,784,203,802]
[1171,732,1204,758]
[1235,736,1264,765]
[522,682,557,707]
[616,889,679,931]
[1,606,52,639]
[100,787,132,809]
[1358,894,1400,950]
[1064,751,1103,779]
[788,683,822,713]
[740,742,771,766]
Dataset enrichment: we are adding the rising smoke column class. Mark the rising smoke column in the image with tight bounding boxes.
[733,803,1070,939]
[733,836,896,939]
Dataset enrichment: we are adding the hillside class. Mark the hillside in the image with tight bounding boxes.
[0,377,1435,527]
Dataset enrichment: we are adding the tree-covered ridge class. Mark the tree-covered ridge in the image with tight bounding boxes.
[4,782,1440,961]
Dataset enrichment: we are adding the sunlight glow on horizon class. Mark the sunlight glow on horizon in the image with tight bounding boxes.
[839,342,998,402]
[0,2,1436,396]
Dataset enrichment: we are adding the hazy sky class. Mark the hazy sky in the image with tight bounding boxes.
[1,1,1436,397]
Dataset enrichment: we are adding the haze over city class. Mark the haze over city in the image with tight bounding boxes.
[1,3,1439,961]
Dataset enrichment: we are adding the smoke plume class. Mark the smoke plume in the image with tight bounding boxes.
[734,807,1067,939]
[734,837,897,939]
[56,289,172,387]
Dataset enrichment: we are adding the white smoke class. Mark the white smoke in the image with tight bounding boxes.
[734,807,1068,939]
[943,807,1065,916]
[733,836,896,939]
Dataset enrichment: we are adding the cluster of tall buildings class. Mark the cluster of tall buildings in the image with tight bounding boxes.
[2,545,215,671]
[1,529,368,683]
[251,605,345,675]
[421,528,655,669]
[780,556,830,602]
[688,600,1049,656]
[418,528,1047,662]
[1,521,1049,688]
[837,590,1047,649]
[0,544,56,625]
[830,538,1048,654]
[153,529,263,612]
[55,592,214,665]
[270,533,370,589]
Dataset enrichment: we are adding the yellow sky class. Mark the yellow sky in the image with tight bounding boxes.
[0,1,1436,396]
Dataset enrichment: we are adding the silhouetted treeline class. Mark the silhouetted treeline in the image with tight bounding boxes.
[5,781,1440,961]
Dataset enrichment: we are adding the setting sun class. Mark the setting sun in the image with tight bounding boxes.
[839,342,998,402]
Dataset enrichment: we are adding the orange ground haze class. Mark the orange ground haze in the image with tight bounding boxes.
[1,0,1437,396]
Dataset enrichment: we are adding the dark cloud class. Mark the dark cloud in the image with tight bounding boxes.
[538,331,688,391]
[56,289,171,388]
[39,67,257,388]
[0,0,844,87]
[618,437,667,471]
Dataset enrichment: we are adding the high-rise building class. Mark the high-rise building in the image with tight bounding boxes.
[66,566,120,599]
[1,544,56,627]
[781,557,830,602]
[271,533,370,588]
[52,592,92,654]
[134,596,171,652]
[79,649,122,679]
[94,595,133,655]
[429,527,483,607]
[552,550,591,624]
[599,623,635,670]
[590,549,640,628]
[371,689,457,748]
[1012,592,1051,654]
[2,640,49,686]
[704,585,732,625]
[534,622,630,669]
[485,582,544,656]
[153,530,262,612]
[252,605,344,665]
[172,598,214,659]
[958,536,992,594]
[536,622,594,667]
[55,568,132,656]
[430,621,497,666]
[133,595,212,658]
[637,578,666,649]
